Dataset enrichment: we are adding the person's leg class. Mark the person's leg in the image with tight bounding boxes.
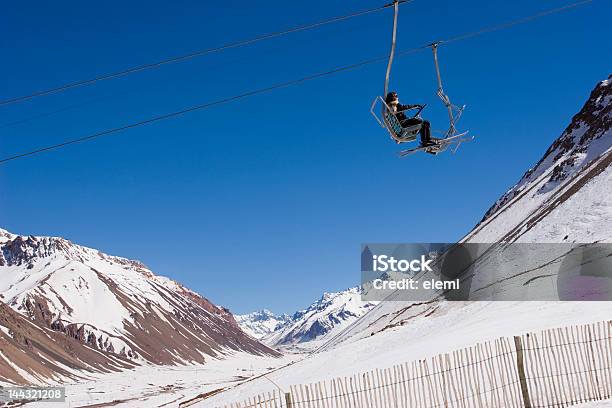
[420,120,433,146]
[398,117,422,140]
[401,117,422,127]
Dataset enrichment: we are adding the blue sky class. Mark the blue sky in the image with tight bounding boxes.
[0,0,610,314]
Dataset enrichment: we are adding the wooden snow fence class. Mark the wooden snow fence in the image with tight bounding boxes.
[218,320,612,408]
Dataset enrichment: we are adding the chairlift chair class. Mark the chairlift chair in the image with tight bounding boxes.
[370,97,425,143]
[370,0,473,156]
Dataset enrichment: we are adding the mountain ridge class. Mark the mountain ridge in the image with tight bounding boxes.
[0,228,278,385]
[475,76,611,224]
[465,75,612,243]
[235,309,291,340]
[237,287,377,348]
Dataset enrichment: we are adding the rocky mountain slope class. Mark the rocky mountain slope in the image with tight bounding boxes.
[0,301,136,386]
[465,75,612,243]
[0,229,277,385]
[234,310,291,340]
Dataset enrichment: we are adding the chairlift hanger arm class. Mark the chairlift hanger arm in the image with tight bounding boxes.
[429,42,463,137]
[383,0,400,99]
[430,44,452,114]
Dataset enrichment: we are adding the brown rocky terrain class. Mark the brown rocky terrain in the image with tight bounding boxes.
[0,229,278,385]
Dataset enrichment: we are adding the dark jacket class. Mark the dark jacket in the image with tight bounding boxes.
[394,103,420,122]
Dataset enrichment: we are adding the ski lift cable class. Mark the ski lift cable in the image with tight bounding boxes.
[0,56,390,165]
[0,0,593,166]
[439,0,593,45]
[0,0,413,108]
[389,0,594,58]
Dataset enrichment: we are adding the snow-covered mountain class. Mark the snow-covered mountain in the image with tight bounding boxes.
[234,310,291,340]
[0,229,277,385]
[260,287,378,348]
[465,75,612,243]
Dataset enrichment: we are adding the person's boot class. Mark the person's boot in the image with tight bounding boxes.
[421,139,436,147]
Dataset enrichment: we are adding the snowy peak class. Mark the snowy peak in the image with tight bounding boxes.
[0,232,147,273]
[242,309,277,321]
[466,76,612,243]
[0,229,15,243]
[481,76,612,223]
[235,310,291,340]
[0,235,74,267]
[542,76,612,179]
[264,287,378,347]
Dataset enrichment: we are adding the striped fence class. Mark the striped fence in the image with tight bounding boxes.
[217,320,612,408]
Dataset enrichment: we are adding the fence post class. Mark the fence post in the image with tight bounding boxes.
[514,336,532,408]
[285,392,293,408]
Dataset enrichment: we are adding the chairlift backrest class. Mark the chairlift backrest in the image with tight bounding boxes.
[370,95,422,143]
[384,110,419,141]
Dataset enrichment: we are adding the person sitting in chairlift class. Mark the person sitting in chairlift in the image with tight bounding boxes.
[385,91,435,147]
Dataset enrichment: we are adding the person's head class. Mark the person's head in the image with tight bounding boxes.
[386,91,399,106]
